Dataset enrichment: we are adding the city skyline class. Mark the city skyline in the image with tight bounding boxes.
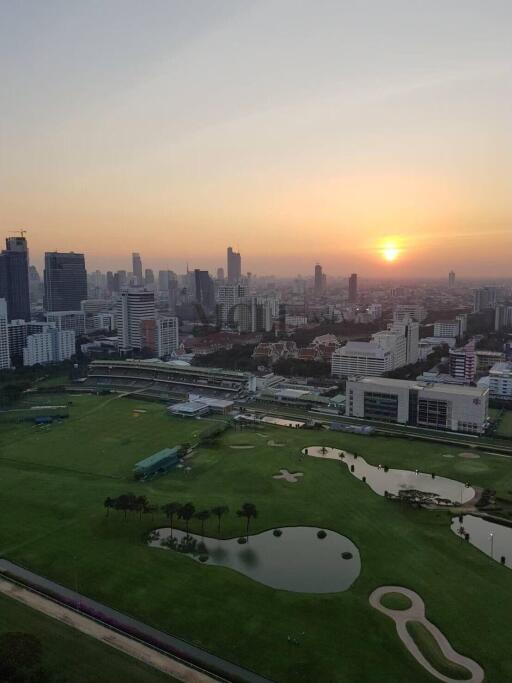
[1,1,511,277]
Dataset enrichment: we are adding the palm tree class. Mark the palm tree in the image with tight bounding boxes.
[135,495,149,520]
[178,502,196,537]
[211,505,229,536]
[161,502,182,537]
[237,502,258,540]
[194,510,211,537]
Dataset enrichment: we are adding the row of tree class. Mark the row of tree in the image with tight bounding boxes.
[104,495,258,538]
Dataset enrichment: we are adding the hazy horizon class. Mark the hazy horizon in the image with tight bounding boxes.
[1,0,511,277]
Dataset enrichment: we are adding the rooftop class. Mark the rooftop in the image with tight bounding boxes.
[350,376,488,397]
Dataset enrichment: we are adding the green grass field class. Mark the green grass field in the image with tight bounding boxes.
[1,393,512,682]
[495,410,512,438]
[0,594,176,683]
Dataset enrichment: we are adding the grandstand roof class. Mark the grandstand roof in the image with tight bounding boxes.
[134,447,181,470]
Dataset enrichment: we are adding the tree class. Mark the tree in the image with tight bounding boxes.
[194,510,211,537]
[161,502,182,537]
[178,502,196,536]
[104,496,115,517]
[135,495,150,520]
[211,505,229,536]
[237,502,258,539]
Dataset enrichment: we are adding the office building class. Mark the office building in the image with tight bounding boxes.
[140,316,179,358]
[132,253,143,285]
[0,299,10,369]
[216,267,225,281]
[348,273,358,303]
[144,269,154,286]
[227,247,241,283]
[7,319,28,361]
[449,341,477,383]
[494,304,512,331]
[194,270,215,311]
[331,342,394,378]
[116,288,156,353]
[448,271,456,288]
[346,376,488,434]
[44,252,87,312]
[0,235,30,321]
[473,287,497,313]
[488,362,512,400]
[371,331,407,369]
[217,284,248,325]
[433,317,466,339]
[46,310,86,336]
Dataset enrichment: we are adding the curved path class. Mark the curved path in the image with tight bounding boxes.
[369,586,484,683]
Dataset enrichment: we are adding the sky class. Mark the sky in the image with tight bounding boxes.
[1,0,511,278]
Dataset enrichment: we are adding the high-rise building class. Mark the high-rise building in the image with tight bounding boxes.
[44,252,87,312]
[227,247,241,283]
[388,318,419,365]
[116,288,156,353]
[140,317,179,358]
[7,319,28,362]
[216,267,225,281]
[22,328,75,366]
[473,287,497,312]
[216,284,248,325]
[144,268,154,286]
[448,271,456,288]
[0,235,30,321]
[348,273,358,303]
[314,264,325,295]
[132,253,143,285]
[393,304,428,323]
[0,299,10,369]
[194,270,215,311]
[449,341,477,383]
[46,310,86,336]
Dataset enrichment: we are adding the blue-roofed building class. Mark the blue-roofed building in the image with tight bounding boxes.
[133,446,182,481]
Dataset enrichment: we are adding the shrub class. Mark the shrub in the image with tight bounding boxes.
[273,529,283,537]
[198,554,209,563]
[317,529,327,539]
[237,537,248,544]
[341,551,353,560]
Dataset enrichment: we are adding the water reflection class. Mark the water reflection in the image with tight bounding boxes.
[451,514,512,569]
[303,447,475,504]
[150,526,360,593]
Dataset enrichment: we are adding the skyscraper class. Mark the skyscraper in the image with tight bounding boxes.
[116,288,156,352]
[314,264,324,295]
[194,270,215,311]
[144,268,154,286]
[0,299,11,369]
[132,252,143,285]
[227,247,241,283]
[43,252,87,312]
[448,270,456,288]
[348,273,358,303]
[0,234,30,321]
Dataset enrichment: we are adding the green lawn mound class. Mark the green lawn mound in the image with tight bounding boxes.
[406,621,471,680]
[380,592,412,611]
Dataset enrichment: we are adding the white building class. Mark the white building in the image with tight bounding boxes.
[46,310,86,335]
[116,289,156,352]
[91,312,116,332]
[22,328,75,366]
[494,305,512,331]
[140,316,179,358]
[0,299,11,369]
[7,319,27,361]
[216,284,247,325]
[388,318,419,365]
[372,331,407,369]
[331,342,394,378]
[449,342,477,383]
[418,336,456,361]
[488,362,512,400]
[393,304,428,323]
[346,376,488,434]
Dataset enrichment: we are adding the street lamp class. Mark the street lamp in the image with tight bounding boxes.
[489,532,494,559]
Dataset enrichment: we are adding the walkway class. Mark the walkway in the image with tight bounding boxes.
[369,585,484,683]
[0,577,214,683]
[0,559,273,683]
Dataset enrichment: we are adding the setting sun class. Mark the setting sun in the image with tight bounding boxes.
[383,246,400,262]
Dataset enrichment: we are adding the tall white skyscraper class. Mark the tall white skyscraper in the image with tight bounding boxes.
[116,288,155,352]
[132,253,143,285]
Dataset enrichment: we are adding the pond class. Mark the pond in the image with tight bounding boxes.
[303,446,475,504]
[149,526,360,593]
[451,514,512,569]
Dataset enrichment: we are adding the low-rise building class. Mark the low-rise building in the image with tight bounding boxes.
[346,376,488,434]
[331,342,394,378]
[488,362,512,400]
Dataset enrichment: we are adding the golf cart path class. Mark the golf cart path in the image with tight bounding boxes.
[369,585,484,683]
[0,577,215,683]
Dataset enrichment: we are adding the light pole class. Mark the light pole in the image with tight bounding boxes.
[489,532,494,559]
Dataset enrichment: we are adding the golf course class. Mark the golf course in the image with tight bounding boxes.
[1,391,511,682]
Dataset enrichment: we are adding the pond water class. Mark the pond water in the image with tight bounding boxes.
[451,514,512,569]
[149,526,360,593]
[303,447,475,504]
[261,416,305,428]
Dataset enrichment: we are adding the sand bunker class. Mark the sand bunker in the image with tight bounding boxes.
[458,452,480,459]
[302,446,352,460]
[273,469,304,483]
[229,445,255,450]
[442,454,455,458]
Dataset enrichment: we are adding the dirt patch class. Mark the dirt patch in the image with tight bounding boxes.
[458,452,480,460]
[273,469,304,483]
